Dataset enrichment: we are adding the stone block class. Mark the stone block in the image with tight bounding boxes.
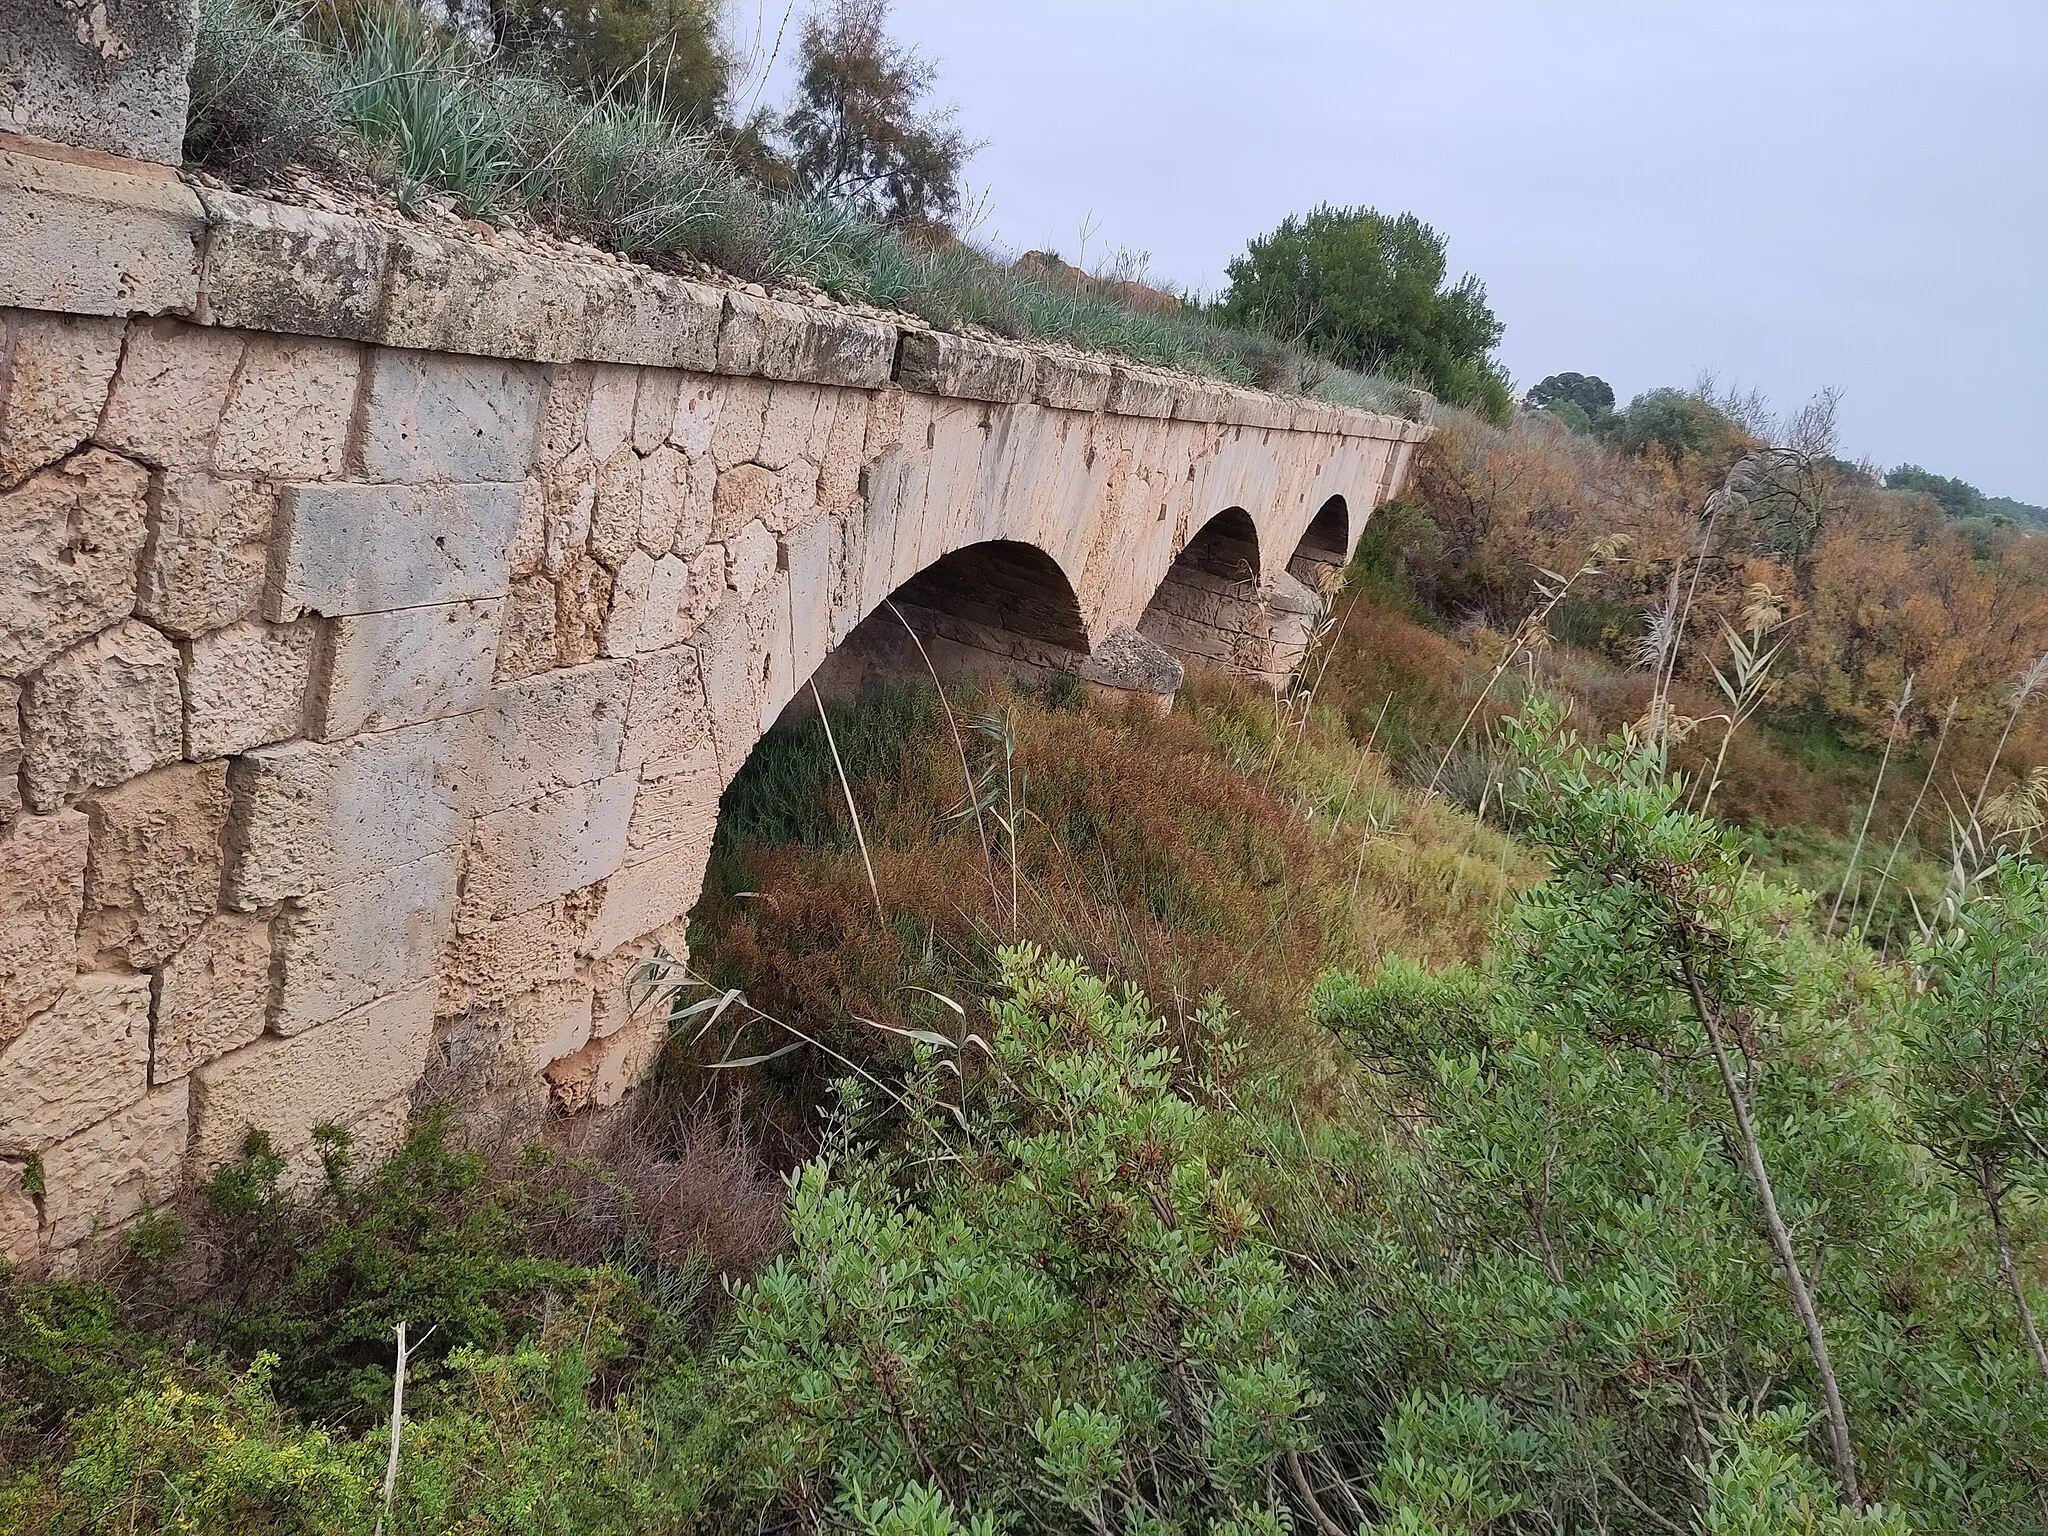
[136,471,274,637]
[638,445,690,556]
[96,317,244,468]
[1034,354,1114,413]
[77,760,228,968]
[554,553,613,667]
[269,482,523,619]
[376,227,583,362]
[0,309,126,486]
[0,447,150,676]
[584,366,637,462]
[192,188,391,340]
[667,378,718,458]
[213,336,362,477]
[544,1011,664,1113]
[709,377,768,470]
[461,773,636,924]
[1170,379,1234,424]
[539,452,597,576]
[151,912,270,1082]
[272,850,460,1035]
[494,575,559,682]
[588,448,644,569]
[1107,367,1175,419]
[0,147,203,316]
[222,712,480,905]
[0,0,196,163]
[625,767,719,854]
[441,887,596,1015]
[714,292,769,377]
[601,550,703,658]
[0,679,18,827]
[509,981,595,1074]
[477,659,631,809]
[767,306,898,390]
[897,331,1035,403]
[632,370,679,456]
[0,1160,35,1264]
[726,519,777,602]
[21,621,183,811]
[619,644,717,781]
[38,1080,188,1248]
[0,810,89,1045]
[589,831,714,958]
[577,267,721,372]
[711,462,776,542]
[0,971,151,1153]
[181,618,313,758]
[758,384,820,471]
[187,982,435,1171]
[310,597,502,739]
[354,350,547,484]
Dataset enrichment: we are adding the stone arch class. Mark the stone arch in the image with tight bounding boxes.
[1135,507,1313,690]
[1288,494,1350,598]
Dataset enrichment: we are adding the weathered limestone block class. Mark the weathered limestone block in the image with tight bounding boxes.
[223,713,480,905]
[510,981,595,1074]
[377,226,582,362]
[151,913,271,1082]
[440,886,599,1017]
[310,597,503,739]
[213,336,362,477]
[38,1080,189,1248]
[272,850,461,1035]
[0,972,151,1153]
[554,553,614,667]
[0,0,197,163]
[725,519,777,602]
[22,621,183,811]
[269,482,523,619]
[0,448,150,676]
[755,301,896,390]
[188,982,435,1171]
[897,331,1035,403]
[589,448,644,569]
[712,462,776,542]
[619,644,716,781]
[0,680,18,827]
[494,576,559,682]
[462,774,636,924]
[584,366,638,462]
[668,378,717,459]
[545,1011,665,1112]
[192,188,391,340]
[709,376,769,470]
[356,350,546,484]
[539,452,597,576]
[577,267,721,372]
[136,471,274,636]
[0,810,89,1044]
[0,147,203,316]
[77,760,228,968]
[624,769,719,855]
[0,1161,36,1265]
[0,310,127,486]
[477,659,630,809]
[96,319,244,468]
[602,550,707,658]
[1034,355,1114,414]
[181,618,314,758]
[638,446,690,555]
[1107,367,1175,419]
[1077,624,1183,712]
[757,383,820,471]
[632,371,680,456]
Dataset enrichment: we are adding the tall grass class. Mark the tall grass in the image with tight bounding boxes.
[183,0,1423,413]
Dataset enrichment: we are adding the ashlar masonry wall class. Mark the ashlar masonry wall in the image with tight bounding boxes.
[0,138,1428,1268]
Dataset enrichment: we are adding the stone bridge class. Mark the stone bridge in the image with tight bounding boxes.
[0,125,1424,1264]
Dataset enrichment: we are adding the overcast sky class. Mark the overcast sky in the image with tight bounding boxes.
[734,0,2046,504]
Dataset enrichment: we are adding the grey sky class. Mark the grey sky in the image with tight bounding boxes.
[736,0,2046,504]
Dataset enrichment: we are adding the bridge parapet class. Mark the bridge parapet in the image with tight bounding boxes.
[0,137,1427,1268]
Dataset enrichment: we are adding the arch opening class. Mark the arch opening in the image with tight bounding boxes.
[1287,494,1350,602]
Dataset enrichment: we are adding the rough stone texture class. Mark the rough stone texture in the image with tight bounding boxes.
[181,618,314,758]
[0,0,198,163]
[0,447,151,676]
[310,597,503,739]
[0,810,90,1045]
[356,350,546,484]
[0,309,126,486]
[96,318,243,467]
[271,850,461,1034]
[21,620,184,811]
[38,1079,188,1248]
[151,912,270,1082]
[0,181,1429,1252]
[137,471,274,637]
[77,760,229,968]
[0,971,151,1153]
[188,982,435,1170]
[0,1160,36,1264]
[214,335,361,477]
[269,482,523,619]
[0,147,203,316]
[223,713,479,906]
